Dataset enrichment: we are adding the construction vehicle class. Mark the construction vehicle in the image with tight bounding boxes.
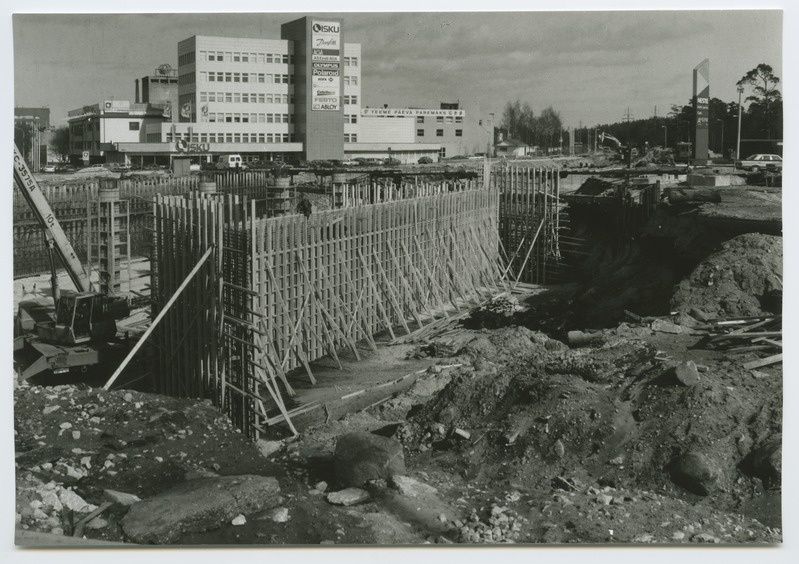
[598,132,634,168]
[13,143,131,382]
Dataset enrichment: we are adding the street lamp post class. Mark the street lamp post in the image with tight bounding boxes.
[488,113,495,157]
[661,125,667,149]
[735,85,744,167]
[716,119,724,158]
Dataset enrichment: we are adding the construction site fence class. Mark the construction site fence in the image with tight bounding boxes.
[149,189,504,438]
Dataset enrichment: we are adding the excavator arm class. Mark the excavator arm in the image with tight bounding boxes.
[13,143,92,294]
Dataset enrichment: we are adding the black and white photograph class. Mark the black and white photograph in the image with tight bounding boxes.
[5,1,793,556]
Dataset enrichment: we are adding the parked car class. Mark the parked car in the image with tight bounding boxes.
[42,164,57,173]
[384,157,401,166]
[418,156,433,164]
[74,164,114,175]
[56,164,76,173]
[341,159,359,166]
[735,154,782,172]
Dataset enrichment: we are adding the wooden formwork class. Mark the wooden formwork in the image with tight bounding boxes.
[494,165,562,285]
[150,189,502,437]
[330,179,479,208]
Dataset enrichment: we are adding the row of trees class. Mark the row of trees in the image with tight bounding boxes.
[499,100,564,153]
[14,122,70,164]
[501,64,781,157]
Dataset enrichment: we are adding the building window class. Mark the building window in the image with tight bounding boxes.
[129,122,140,131]
[455,116,463,123]
[436,116,444,123]
[455,129,463,137]
[417,129,424,137]
[416,116,424,124]
[351,77,358,85]
[439,147,446,159]
[234,93,241,103]
[436,129,444,137]
[283,134,289,142]
[233,53,240,62]
[258,133,265,142]
[282,54,289,64]
[446,116,454,124]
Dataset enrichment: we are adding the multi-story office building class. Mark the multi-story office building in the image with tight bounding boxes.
[66,16,470,166]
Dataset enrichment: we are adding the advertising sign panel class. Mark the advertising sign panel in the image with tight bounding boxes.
[693,59,710,161]
[103,100,131,113]
[311,20,341,111]
[312,75,340,111]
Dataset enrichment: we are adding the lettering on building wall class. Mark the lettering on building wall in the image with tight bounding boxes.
[361,108,465,117]
[175,139,210,153]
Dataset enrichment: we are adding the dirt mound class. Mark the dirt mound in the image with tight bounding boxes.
[395,324,782,537]
[670,233,782,318]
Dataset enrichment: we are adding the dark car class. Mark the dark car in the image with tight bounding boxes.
[384,157,401,166]
[418,156,433,164]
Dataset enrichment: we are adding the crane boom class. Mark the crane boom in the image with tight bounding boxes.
[13,143,92,293]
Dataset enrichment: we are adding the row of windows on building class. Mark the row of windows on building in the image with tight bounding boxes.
[166,132,293,143]
[422,115,463,124]
[202,71,293,84]
[343,133,358,142]
[417,129,463,137]
[199,50,295,65]
[205,112,293,124]
[178,51,196,66]
[199,92,294,104]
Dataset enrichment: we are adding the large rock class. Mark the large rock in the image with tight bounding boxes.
[674,360,701,386]
[667,451,720,495]
[326,488,371,506]
[743,438,781,489]
[121,475,280,544]
[334,432,406,487]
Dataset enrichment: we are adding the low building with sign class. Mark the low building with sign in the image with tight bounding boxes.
[66,102,169,165]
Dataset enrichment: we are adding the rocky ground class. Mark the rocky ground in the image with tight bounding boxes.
[13,298,783,546]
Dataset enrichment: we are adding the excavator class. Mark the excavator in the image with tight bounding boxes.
[598,132,633,168]
[13,143,130,382]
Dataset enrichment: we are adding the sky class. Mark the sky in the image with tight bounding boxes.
[10,5,783,133]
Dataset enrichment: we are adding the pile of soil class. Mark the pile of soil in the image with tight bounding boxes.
[670,233,782,318]
[393,323,782,543]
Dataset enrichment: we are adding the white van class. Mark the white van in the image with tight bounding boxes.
[215,154,245,170]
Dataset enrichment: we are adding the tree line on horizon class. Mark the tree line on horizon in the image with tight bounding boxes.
[499,64,782,157]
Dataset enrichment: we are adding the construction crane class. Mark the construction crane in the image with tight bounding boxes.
[13,143,130,381]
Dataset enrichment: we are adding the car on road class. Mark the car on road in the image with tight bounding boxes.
[735,154,782,172]
[341,159,359,166]
[42,164,57,173]
[418,156,433,164]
